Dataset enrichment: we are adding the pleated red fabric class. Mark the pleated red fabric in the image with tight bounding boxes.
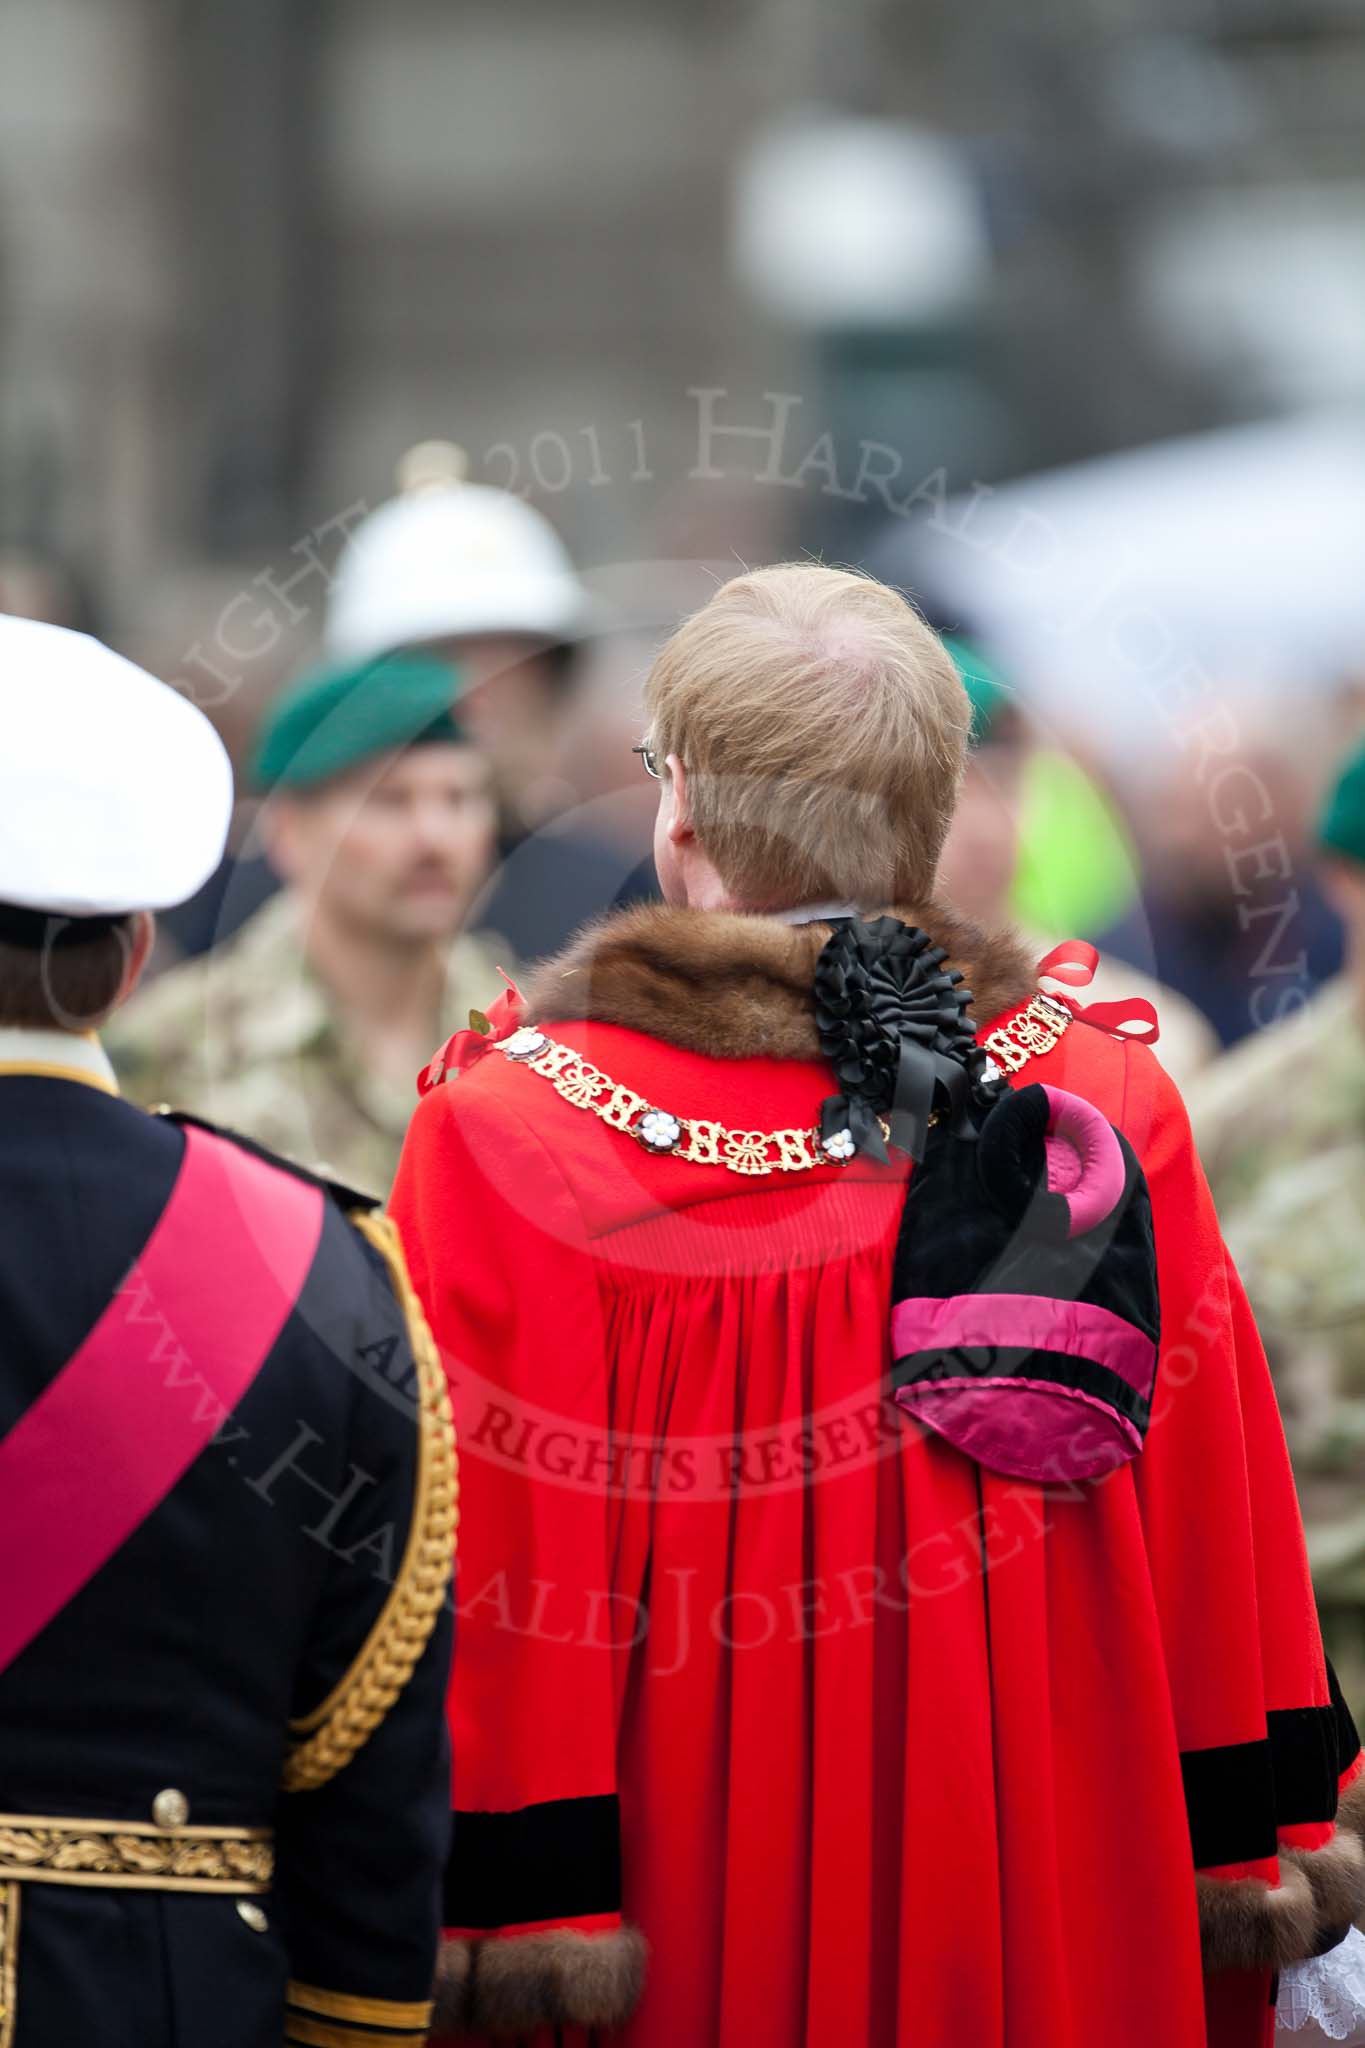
[391,1004,1329,2048]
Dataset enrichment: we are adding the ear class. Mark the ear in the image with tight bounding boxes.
[665,755,694,847]
[116,910,157,1009]
[1320,855,1365,926]
[257,794,303,884]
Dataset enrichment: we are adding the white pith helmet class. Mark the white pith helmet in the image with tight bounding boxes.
[324,442,592,664]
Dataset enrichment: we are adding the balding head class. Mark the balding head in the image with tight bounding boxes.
[643,563,970,910]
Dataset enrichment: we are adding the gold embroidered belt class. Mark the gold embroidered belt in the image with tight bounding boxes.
[0,1815,273,1894]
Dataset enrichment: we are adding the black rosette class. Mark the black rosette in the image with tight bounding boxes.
[814,916,1006,1163]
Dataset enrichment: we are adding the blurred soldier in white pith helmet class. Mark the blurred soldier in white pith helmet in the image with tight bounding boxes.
[326,445,635,960]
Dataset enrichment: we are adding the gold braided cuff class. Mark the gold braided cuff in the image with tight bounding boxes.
[281,1212,457,1794]
[286,1983,433,2029]
[285,1980,432,2046]
[285,2020,427,2048]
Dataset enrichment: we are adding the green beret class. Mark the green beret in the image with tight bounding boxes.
[1319,733,1365,866]
[942,633,1016,747]
[253,653,466,791]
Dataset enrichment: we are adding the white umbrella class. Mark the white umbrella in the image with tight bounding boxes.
[901,411,1365,759]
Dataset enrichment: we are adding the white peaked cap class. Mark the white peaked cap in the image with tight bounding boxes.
[0,614,234,917]
[325,469,591,665]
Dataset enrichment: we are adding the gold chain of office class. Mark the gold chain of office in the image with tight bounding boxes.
[494,995,1071,1178]
[279,1213,458,1795]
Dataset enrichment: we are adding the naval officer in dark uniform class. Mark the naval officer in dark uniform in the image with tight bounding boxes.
[0,614,457,2048]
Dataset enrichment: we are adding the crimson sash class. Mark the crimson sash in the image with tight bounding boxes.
[0,1123,324,1675]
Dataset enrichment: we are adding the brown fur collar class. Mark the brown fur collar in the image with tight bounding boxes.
[523,902,1038,1062]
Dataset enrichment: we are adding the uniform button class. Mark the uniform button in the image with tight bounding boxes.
[151,1788,190,1829]
[236,1901,269,1933]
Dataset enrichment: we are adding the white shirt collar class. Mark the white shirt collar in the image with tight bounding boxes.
[770,902,864,927]
[0,1025,119,1094]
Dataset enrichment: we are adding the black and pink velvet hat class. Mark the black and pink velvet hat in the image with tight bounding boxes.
[811,914,1160,1485]
[888,1082,1159,1483]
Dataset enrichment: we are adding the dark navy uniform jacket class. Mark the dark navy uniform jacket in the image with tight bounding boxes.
[0,1063,453,2048]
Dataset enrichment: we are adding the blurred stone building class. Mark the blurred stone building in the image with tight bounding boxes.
[1,0,1362,669]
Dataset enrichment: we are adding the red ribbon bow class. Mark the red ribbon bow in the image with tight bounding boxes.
[418,974,526,1094]
[1034,941,1160,1045]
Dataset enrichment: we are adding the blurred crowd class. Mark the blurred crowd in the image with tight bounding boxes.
[7,443,1365,1713]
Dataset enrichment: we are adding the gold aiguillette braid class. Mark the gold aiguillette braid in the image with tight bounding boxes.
[280,1213,458,1794]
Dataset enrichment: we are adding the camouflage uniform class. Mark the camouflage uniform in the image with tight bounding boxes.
[1190,975,1365,1719]
[108,890,508,1198]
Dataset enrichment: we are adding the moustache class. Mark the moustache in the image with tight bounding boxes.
[394,862,464,894]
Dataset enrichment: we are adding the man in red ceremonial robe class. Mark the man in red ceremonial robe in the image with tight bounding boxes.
[392,564,1365,2048]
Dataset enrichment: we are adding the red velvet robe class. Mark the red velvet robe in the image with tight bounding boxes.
[391,952,1359,2048]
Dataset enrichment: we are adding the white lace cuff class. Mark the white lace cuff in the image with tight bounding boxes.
[1279,1924,1365,2043]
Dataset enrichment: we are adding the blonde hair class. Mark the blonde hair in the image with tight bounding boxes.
[644,562,970,909]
